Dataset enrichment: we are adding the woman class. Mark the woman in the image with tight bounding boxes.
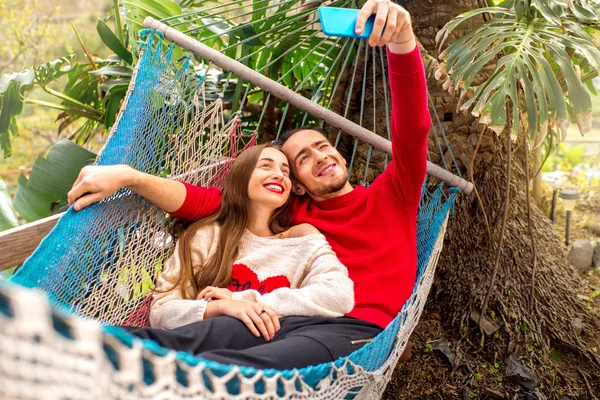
[130,143,354,346]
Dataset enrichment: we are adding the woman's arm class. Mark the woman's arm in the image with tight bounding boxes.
[230,244,355,318]
[149,254,210,330]
[149,225,217,329]
[68,165,222,221]
[68,165,187,212]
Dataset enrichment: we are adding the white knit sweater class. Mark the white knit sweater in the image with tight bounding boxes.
[150,223,354,329]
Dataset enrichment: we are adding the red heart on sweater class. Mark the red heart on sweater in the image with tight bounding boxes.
[228,263,290,295]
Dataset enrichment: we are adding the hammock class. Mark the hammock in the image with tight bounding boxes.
[1,10,469,399]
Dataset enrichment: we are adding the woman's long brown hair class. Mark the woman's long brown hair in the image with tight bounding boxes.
[170,143,291,299]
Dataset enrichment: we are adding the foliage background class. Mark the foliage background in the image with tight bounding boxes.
[0,0,110,196]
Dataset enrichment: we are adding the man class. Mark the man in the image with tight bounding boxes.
[68,0,428,369]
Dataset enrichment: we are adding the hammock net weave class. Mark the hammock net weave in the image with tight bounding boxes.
[1,24,459,399]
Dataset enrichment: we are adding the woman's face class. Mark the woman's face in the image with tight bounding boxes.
[247,147,292,209]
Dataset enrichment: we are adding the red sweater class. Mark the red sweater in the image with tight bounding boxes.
[171,46,430,329]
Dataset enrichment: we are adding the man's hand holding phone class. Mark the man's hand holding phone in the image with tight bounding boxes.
[319,0,415,53]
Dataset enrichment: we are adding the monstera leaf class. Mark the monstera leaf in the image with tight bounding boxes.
[0,69,35,158]
[436,1,600,148]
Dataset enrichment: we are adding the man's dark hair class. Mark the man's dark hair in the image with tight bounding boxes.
[272,126,331,147]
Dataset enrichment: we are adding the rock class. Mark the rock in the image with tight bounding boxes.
[593,243,600,268]
[481,388,505,400]
[567,240,594,273]
[505,354,537,391]
[430,340,456,367]
[571,318,584,336]
[471,310,501,336]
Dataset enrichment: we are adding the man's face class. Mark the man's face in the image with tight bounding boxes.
[282,130,349,200]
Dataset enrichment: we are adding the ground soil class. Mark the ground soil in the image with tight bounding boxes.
[384,309,600,399]
[384,191,600,400]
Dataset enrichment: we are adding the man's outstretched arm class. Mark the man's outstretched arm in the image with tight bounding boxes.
[355,0,429,209]
[68,165,187,213]
[384,43,430,209]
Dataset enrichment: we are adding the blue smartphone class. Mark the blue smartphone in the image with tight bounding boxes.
[318,7,375,39]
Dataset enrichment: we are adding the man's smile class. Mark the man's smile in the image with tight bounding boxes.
[317,163,337,177]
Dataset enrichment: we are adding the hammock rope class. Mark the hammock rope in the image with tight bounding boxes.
[2,12,462,398]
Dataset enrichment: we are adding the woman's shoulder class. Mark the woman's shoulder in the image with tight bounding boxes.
[284,223,321,238]
[188,220,220,238]
[183,221,221,253]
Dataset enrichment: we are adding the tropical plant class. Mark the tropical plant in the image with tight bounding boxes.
[431,0,600,348]
[435,0,600,152]
[0,19,133,158]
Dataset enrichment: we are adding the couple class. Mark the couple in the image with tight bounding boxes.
[68,0,430,370]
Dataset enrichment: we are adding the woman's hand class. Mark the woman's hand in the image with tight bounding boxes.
[208,300,280,341]
[197,286,233,301]
[68,165,135,210]
[68,164,187,213]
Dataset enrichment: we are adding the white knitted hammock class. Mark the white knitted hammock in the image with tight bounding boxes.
[0,11,467,400]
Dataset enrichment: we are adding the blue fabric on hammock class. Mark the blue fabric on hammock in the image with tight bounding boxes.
[9,29,458,393]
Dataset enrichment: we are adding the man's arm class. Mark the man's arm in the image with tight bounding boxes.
[383,44,430,208]
[355,0,429,208]
[68,165,222,221]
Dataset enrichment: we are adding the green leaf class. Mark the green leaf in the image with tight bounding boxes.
[252,0,268,22]
[100,78,130,95]
[0,178,19,231]
[14,140,96,221]
[34,55,76,86]
[549,45,592,116]
[200,17,231,36]
[13,173,58,221]
[229,24,264,47]
[103,89,126,128]
[97,19,133,65]
[532,0,562,25]
[537,56,567,120]
[515,0,530,21]
[123,0,183,31]
[0,69,35,157]
[516,61,537,140]
[0,69,35,94]
[90,66,133,77]
[444,7,514,34]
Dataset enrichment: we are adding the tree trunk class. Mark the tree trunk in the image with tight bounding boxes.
[332,0,600,397]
